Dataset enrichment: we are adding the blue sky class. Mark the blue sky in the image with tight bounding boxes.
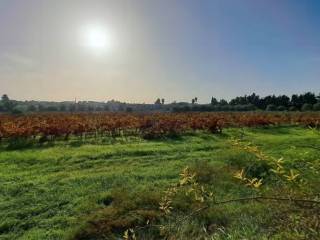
[0,0,319,103]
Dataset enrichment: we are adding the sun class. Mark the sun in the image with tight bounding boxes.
[82,24,112,51]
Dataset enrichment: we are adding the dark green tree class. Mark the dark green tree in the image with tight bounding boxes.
[155,98,161,105]
[266,104,276,111]
[59,104,67,112]
[211,97,218,105]
[219,99,228,105]
[1,94,14,111]
[301,103,313,111]
[27,105,37,112]
[104,105,110,111]
[313,103,320,111]
[301,92,317,105]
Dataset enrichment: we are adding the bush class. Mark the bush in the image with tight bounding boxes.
[71,188,162,240]
[233,104,256,111]
[189,160,218,184]
[227,152,271,179]
[27,105,37,112]
[245,161,271,179]
[10,105,27,114]
[289,106,297,111]
[46,106,58,112]
[301,103,313,111]
[126,107,133,112]
[313,103,320,111]
[277,106,287,111]
[266,104,276,111]
[0,102,5,112]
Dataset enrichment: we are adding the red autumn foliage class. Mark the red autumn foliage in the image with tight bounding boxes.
[0,112,319,141]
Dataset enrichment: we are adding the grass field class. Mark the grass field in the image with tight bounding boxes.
[0,126,319,240]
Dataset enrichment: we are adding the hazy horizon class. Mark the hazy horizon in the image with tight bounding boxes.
[1,0,320,103]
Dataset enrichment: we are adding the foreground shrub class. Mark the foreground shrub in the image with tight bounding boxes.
[69,188,163,240]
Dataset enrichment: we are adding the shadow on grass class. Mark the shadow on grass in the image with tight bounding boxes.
[248,125,300,135]
[0,136,142,150]
[144,134,184,144]
[0,132,224,152]
[2,138,56,151]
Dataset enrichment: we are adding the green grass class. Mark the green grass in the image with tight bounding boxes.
[0,126,319,239]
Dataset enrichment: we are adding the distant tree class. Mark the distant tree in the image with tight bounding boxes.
[182,106,191,112]
[290,92,317,110]
[118,105,125,111]
[301,103,313,111]
[246,104,257,111]
[126,107,133,112]
[290,94,301,109]
[46,106,58,112]
[38,104,45,112]
[172,105,191,112]
[277,95,290,108]
[211,97,218,105]
[277,106,286,111]
[59,104,66,112]
[258,96,268,109]
[11,106,24,115]
[232,104,256,111]
[1,94,9,102]
[77,103,86,112]
[302,92,317,105]
[1,94,14,111]
[194,97,198,103]
[266,104,276,111]
[219,99,228,105]
[27,105,37,112]
[161,98,165,105]
[103,105,110,111]
[69,104,76,112]
[192,99,195,105]
[289,106,297,111]
[247,93,260,107]
[96,106,103,112]
[87,105,95,112]
[155,98,161,105]
[219,104,230,111]
[230,96,245,105]
[313,103,320,111]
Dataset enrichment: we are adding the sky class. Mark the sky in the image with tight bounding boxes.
[0,0,320,103]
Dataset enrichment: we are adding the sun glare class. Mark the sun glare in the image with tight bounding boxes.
[82,24,112,51]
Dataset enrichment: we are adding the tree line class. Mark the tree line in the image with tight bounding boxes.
[173,92,320,112]
[0,92,320,114]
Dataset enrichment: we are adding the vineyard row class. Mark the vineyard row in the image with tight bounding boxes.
[0,112,319,141]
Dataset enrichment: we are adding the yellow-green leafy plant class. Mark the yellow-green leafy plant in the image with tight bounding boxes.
[123,228,136,240]
[123,148,320,240]
[231,139,301,186]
